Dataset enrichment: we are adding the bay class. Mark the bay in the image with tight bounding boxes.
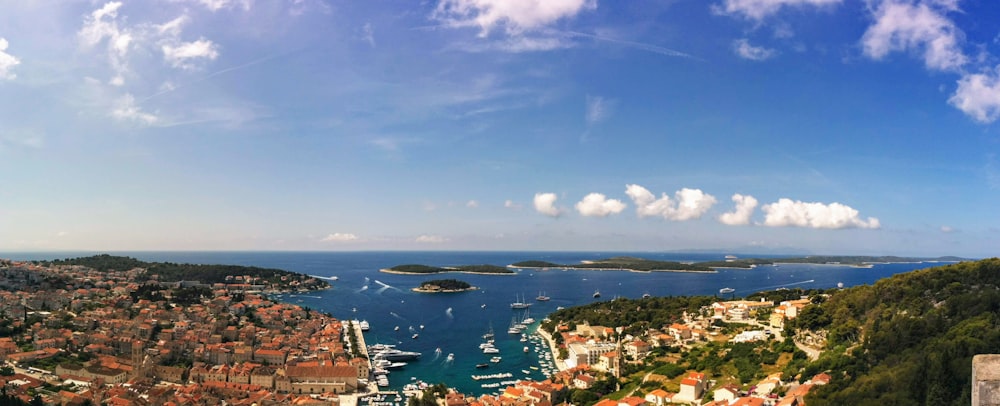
[3,251,947,395]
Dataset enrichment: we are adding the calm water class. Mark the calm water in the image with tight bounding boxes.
[3,251,948,395]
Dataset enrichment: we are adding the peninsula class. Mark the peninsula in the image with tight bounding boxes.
[509,256,717,273]
[411,278,477,293]
[380,264,514,275]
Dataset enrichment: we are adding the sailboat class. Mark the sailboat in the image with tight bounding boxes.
[535,291,550,301]
[510,294,532,309]
[482,323,495,341]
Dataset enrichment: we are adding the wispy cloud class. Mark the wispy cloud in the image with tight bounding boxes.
[416,234,449,243]
[559,30,699,59]
[585,95,613,124]
[362,22,376,47]
[733,38,777,61]
[861,0,967,72]
[504,199,522,209]
[162,38,220,70]
[111,94,158,125]
[432,0,596,37]
[714,0,843,21]
[0,38,20,80]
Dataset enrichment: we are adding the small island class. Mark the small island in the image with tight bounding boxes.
[510,256,717,273]
[412,278,477,293]
[381,264,515,275]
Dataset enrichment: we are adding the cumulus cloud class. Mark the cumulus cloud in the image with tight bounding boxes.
[733,39,777,61]
[624,184,717,221]
[715,0,842,21]
[861,0,966,72]
[718,194,759,225]
[321,233,359,242]
[0,38,21,80]
[761,198,881,229]
[575,193,626,217]
[433,0,597,37]
[416,235,449,243]
[949,67,1000,123]
[533,192,562,217]
[111,94,158,125]
[162,38,220,70]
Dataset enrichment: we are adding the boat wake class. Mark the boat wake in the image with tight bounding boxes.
[309,275,338,281]
[389,312,407,322]
[357,285,369,293]
[750,279,817,292]
[445,307,453,319]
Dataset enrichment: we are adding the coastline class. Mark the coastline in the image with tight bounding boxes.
[379,268,516,276]
[507,265,716,274]
[535,327,568,372]
[411,286,479,293]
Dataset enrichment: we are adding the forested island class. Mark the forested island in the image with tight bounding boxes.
[38,254,329,291]
[510,256,716,272]
[412,279,477,293]
[381,264,514,275]
[695,255,967,269]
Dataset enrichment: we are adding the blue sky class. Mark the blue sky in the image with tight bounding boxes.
[1,0,999,256]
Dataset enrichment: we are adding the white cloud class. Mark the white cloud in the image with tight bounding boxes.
[949,67,1000,123]
[362,22,376,47]
[733,38,777,61]
[718,193,758,225]
[585,95,613,124]
[416,235,449,243]
[78,2,134,84]
[861,0,967,72]
[321,233,359,242]
[761,198,881,229]
[575,193,626,217]
[715,0,842,21]
[533,192,562,217]
[940,225,954,233]
[0,38,21,80]
[111,94,158,125]
[162,38,220,70]
[157,15,190,37]
[433,0,597,37]
[624,184,717,221]
[181,0,252,12]
[466,200,479,208]
[504,199,522,209]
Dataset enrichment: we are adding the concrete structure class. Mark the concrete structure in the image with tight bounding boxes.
[974,354,1000,405]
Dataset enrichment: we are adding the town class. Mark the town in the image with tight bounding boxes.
[0,255,841,406]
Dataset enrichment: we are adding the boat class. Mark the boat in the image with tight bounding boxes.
[483,347,500,354]
[481,304,487,309]
[510,294,532,309]
[490,356,502,363]
[374,359,408,369]
[372,349,421,361]
[482,323,495,340]
[412,334,419,339]
[593,290,601,298]
[394,326,400,331]
[359,320,370,331]
[476,363,489,369]
[719,287,735,294]
[642,293,651,299]
[535,291,550,301]
[523,346,529,353]
[446,353,454,362]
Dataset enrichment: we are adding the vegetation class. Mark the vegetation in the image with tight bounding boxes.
[694,255,966,269]
[514,256,715,272]
[543,295,716,336]
[387,264,513,274]
[39,254,328,288]
[416,279,473,291]
[789,258,1000,405]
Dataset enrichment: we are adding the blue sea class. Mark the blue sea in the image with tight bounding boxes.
[2,251,949,395]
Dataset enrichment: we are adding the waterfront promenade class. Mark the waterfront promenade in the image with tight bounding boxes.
[535,326,568,372]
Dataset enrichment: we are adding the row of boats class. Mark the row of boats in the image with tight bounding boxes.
[510,292,550,309]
